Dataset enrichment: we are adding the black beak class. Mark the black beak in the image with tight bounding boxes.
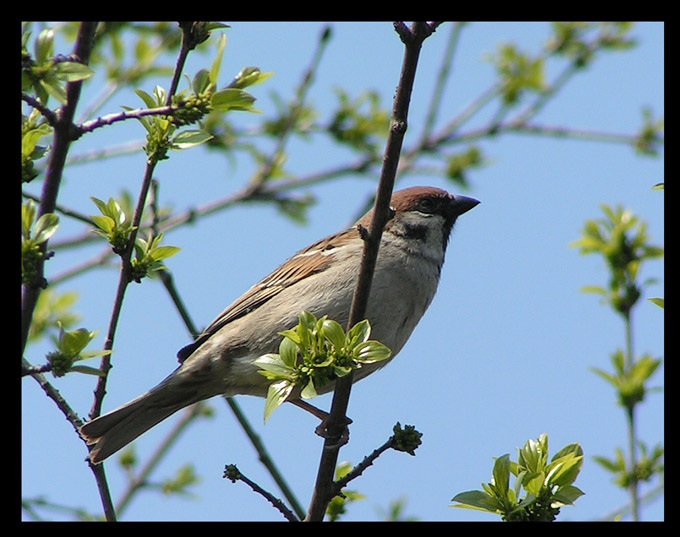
[449,194,480,217]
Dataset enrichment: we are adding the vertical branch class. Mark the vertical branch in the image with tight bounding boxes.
[82,23,197,522]
[20,22,121,523]
[21,21,99,353]
[624,311,639,521]
[305,21,439,522]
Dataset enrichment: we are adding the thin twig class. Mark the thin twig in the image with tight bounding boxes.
[332,435,396,493]
[224,465,299,522]
[77,106,180,134]
[225,398,306,520]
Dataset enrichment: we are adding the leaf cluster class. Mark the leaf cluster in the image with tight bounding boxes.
[129,233,180,283]
[547,22,636,67]
[591,349,662,411]
[90,196,180,283]
[21,25,94,106]
[571,203,663,318]
[22,109,52,183]
[328,89,390,153]
[255,312,391,422]
[593,442,664,490]
[21,201,59,287]
[573,201,663,518]
[46,324,111,378]
[128,34,272,164]
[489,43,546,105]
[452,433,584,521]
[90,197,137,254]
[28,290,80,344]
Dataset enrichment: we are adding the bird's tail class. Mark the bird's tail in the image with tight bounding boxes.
[79,373,208,464]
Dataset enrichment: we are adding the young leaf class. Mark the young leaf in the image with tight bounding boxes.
[32,213,60,244]
[211,88,257,112]
[171,129,213,150]
[354,341,391,363]
[322,319,346,349]
[451,490,502,513]
[263,380,293,422]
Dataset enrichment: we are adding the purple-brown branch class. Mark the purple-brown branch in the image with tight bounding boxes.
[305,21,439,522]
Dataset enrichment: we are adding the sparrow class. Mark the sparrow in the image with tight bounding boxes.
[80,186,479,464]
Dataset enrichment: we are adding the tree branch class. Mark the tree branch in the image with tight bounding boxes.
[305,21,436,521]
[21,21,98,354]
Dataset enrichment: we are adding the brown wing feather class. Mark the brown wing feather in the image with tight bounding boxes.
[177,228,358,362]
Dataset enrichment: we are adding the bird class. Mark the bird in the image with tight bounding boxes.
[80,186,479,464]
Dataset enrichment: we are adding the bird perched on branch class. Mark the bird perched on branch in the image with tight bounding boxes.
[80,186,479,464]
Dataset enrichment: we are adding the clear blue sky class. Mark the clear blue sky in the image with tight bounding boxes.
[22,22,664,521]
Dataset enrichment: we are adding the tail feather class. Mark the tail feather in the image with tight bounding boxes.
[80,378,203,464]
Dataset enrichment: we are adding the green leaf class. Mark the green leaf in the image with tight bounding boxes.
[33,213,59,244]
[547,443,584,486]
[254,354,293,378]
[79,349,113,361]
[228,67,274,89]
[522,471,545,495]
[301,378,318,399]
[52,61,94,82]
[192,68,211,94]
[353,341,391,363]
[39,78,68,105]
[22,202,37,238]
[492,454,511,497]
[546,454,584,487]
[347,319,371,344]
[35,29,54,63]
[552,484,585,506]
[209,33,227,87]
[91,214,115,234]
[593,454,624,473]
[58,327,96,355]
[451,490,502,513]
[322,319,346,349]
[580,285,607,295]
[649,297,664,308]
[590,367,616,386]
[518,436,547,474]
[263,380,293,422]
[68,365,107,377]
[211,88,257,112]
[171,129,213,150]
[278,328,301,346]
[134,88,158,109]
[298,310,318,329]
[279,336,299,369]
[149,245,181,262]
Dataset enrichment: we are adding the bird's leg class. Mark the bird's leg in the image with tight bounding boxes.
[289,399,351,445]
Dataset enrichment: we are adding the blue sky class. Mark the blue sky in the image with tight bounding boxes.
[22,22,664,521]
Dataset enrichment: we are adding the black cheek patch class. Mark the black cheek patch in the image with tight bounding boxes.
[403,223,428,241]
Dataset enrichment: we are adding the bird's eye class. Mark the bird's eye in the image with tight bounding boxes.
[417,198,436,213]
